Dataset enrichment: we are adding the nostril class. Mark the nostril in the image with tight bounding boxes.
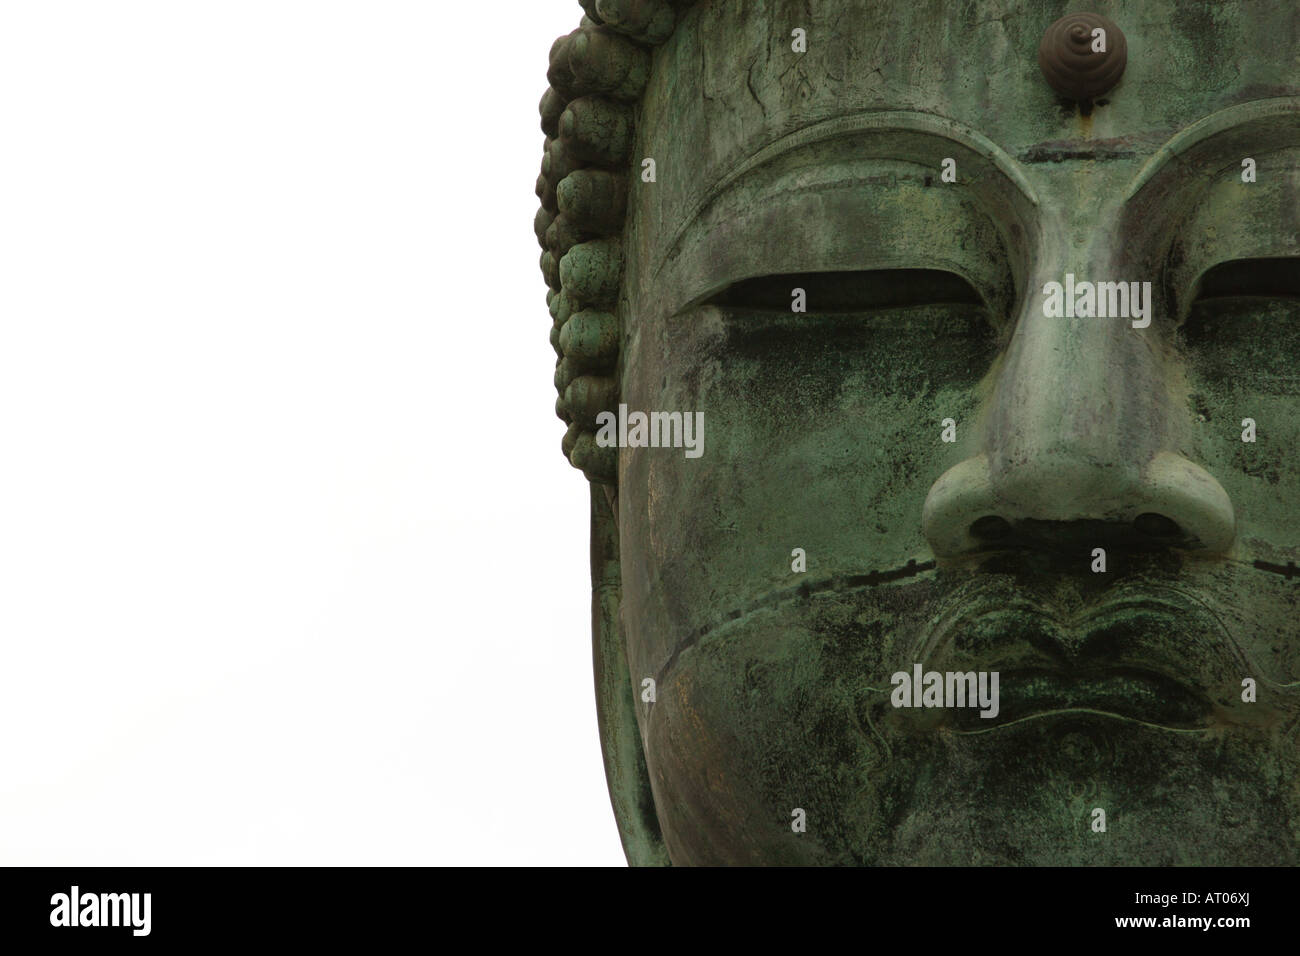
[1133,512,1180,538]
[924,453,1236,558]
[969,515,1012,541]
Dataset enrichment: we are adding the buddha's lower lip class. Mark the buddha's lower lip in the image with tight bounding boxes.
[951,667,1211,732]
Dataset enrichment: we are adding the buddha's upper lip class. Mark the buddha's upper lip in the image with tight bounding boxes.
[913,589,1248,731]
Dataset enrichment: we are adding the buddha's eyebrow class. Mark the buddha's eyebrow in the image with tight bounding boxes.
[1123,96,1300,204]
[652,109,1038,283]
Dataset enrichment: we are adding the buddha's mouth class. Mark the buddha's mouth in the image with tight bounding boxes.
[950,667,1211,732]
[907,586,1253,733]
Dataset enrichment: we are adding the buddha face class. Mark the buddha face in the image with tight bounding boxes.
[611,0,1300,864]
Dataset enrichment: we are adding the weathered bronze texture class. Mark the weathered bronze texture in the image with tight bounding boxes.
[533,0,1300,866]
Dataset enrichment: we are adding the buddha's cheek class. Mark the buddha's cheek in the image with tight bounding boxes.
[618,303,996,675]
[638,594,926,866]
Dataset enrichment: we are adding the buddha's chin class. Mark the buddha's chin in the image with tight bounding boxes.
[644,603,1299,864]
[859,711,1300,866]
[652,696,1299,864]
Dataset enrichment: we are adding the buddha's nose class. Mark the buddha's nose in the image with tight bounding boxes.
[921,252,1236,559]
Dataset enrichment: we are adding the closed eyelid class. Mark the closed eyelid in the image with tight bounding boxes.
[704,268,987,313]
[1192,257,1300,302]
[659,181,1017,324]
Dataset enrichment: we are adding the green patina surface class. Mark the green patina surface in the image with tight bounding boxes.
[537,0,1300,865]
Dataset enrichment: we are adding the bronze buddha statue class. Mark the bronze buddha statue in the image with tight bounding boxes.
[534,0,1300,865]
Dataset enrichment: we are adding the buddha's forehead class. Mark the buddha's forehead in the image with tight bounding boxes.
[630,0,1300,291]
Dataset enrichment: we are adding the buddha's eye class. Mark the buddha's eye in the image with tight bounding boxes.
[703,268,998,385]
[1181,256,1300,344]
[703,268,985,314]
[1188,257,1300,305]
[1180,256,1300,389]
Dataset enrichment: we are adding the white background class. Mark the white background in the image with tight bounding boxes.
[0,1,625,865]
